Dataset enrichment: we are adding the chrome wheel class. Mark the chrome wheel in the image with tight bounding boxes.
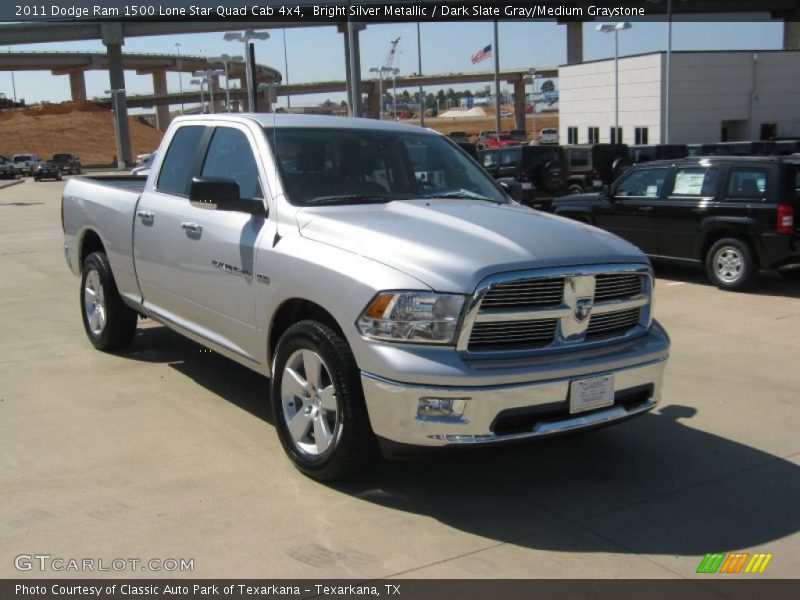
[83,268,106,335]
[713,246,744,283]
[281,349,339,456]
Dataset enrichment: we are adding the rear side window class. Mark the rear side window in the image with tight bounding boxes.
[670,167,719,197]
[157,125,205,196]
[481,151,498,167]
[727,168,767,199]
[569,149,589,167]
[201,127,263,200]
[500,149,519,166]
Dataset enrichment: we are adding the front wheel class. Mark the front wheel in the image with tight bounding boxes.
[80,251,138,351]
[271,320,376,481]
[705,237,757,291]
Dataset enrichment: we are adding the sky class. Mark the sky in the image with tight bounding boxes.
[0,19,784,110]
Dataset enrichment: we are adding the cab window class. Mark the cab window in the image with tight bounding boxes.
[157,125,205,196]
[670,167,720,197]
[201,127,263,200]
[614,168,669,198]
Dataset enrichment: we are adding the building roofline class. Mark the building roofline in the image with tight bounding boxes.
[559,48,800,69]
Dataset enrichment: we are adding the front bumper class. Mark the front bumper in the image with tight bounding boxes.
[361,324,668,448]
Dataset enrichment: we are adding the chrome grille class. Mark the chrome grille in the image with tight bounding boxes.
[459,266,651,354]
[594,273,642,301]
[479,277,564,310]
[586,308,642,340]
[468,319,558,351]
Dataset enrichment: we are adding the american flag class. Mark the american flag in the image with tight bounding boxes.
[471,44,492,65]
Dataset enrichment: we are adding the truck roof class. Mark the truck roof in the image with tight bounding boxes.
[170,113,439,135]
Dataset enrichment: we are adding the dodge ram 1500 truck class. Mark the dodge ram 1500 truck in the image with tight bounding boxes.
[62,114,670,481]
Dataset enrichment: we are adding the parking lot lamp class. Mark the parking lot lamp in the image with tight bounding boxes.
[524,70,540,143]
[224,30,270,112]
[210,55,245,112]
[190,78,206,113]
[596,22,632,143]
[194,69,225,113]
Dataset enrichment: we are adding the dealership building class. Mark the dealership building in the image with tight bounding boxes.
[558,50,800,146]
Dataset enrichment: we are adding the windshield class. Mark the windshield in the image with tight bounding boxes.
[264,127,508,206]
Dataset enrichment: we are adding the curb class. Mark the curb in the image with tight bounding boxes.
[0,178,25,191]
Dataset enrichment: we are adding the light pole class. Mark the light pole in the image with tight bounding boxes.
[390,67,399,120]
[104,88,126,169]
[223,30,270,112]
[597,22,632,144]
[194,69,224,113]
[175,42,184,114]
[190,78,206,113]
[417,23,424,126]
[524,70,540,144]
[210,54,244,112]
[369,67,384,120]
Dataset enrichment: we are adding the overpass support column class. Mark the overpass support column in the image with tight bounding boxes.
[151,69,171,131]
[784,14,800,49]
[366,82,380,119]
[338,23,366,117]
[103,24,132,167]
[68,70,87,101]
[513,80,526,132]
[210,74,223,112]
[566,22,583,64]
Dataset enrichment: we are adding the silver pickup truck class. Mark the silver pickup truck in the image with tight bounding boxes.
[62,114,670,481]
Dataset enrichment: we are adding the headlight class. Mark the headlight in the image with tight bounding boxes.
[357,291,466,344]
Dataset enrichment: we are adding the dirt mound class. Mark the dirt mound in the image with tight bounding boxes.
[0,101,163,165]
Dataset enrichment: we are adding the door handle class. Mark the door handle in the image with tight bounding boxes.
[136,210,154,221]
[181,222,202,233]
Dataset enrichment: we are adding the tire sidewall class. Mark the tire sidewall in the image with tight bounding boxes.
[271,321,367,479]
[705,238,755,291]
[80,254,112,348]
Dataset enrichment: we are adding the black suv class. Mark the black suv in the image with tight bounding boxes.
[479,145,567,210]
[552,157,800,290]
[629,144,688,164]
[563,144,630,194]
[51,153,82,174]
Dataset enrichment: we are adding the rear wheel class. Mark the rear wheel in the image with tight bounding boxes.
[271,320,376,481]
[705,237,757,291]
[80,251,138,351]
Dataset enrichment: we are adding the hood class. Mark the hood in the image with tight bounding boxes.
[297,199,646,292]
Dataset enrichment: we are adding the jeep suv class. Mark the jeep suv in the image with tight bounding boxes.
[52,153,82,174]
[563,144,630,194]
[629,144,688,164]
[553,156,800,290]
[480,145,567,210]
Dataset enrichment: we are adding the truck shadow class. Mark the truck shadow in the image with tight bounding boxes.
[653,260,800,299]
[127,325,800,558]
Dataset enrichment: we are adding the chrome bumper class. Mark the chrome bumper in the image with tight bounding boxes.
[361,352,666,448]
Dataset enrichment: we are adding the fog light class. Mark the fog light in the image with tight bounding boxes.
[417,397,469,421]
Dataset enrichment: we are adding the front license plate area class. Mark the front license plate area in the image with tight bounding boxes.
[569,375,614,414]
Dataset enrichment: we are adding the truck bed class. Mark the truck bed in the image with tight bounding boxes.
[77,175,147,193]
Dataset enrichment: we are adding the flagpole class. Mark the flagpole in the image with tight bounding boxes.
[493,21,501,135]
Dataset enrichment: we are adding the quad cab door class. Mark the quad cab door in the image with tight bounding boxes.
[133,122,272,364]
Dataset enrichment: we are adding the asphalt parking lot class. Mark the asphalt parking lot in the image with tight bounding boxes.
[1,178,799,580]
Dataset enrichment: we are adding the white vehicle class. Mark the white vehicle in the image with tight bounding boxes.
[12,153,41,175]
[538,129,559,145]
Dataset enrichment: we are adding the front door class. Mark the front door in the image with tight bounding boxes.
[593,167,669,255]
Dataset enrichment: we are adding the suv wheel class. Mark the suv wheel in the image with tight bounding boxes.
[705,238,756,291]
[80,252,138,351]
[271,320,376,481]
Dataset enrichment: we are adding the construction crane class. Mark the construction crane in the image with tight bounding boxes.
[370,37,401,120]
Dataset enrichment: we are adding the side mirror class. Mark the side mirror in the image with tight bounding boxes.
[189,177,264,216]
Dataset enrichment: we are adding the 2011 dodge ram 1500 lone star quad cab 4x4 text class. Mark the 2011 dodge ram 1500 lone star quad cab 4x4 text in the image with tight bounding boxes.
[62,115,670,481]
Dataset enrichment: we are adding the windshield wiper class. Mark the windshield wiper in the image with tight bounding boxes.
[306,195,394,206]
[424,190,503,203]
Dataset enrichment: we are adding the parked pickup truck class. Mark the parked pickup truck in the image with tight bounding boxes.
[62,114,670,481]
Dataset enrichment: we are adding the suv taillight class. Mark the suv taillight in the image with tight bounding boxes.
[777,204,794,234]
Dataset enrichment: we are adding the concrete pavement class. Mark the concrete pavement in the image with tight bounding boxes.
[1,179,798,579]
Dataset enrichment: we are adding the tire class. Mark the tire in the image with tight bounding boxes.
[567,183,585,195]
[80,251,138,351]
[271,320,377,481]
[611,157,632,180]
[704,237,757,291]
[536,160,566,194]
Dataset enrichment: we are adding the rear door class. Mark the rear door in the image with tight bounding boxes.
[654,165,721,259]
[593,166,669,254]
[172,123,271,361]
[133,124,207,322]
